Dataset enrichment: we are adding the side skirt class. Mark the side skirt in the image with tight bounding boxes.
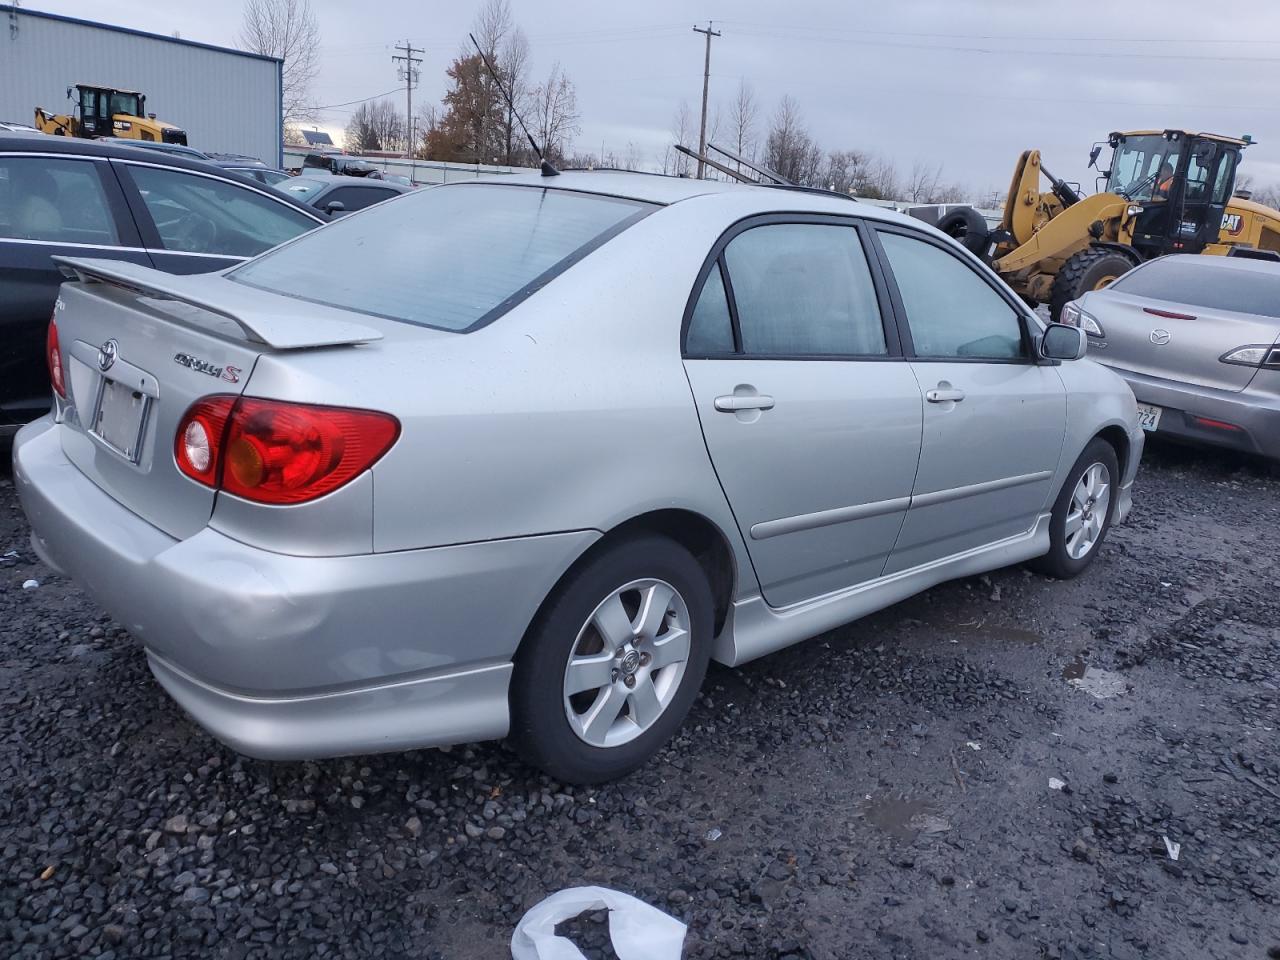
[714,513,1052,667]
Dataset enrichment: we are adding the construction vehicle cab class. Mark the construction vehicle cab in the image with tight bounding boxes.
[1102,130,1245,259]
[34,84,187,146]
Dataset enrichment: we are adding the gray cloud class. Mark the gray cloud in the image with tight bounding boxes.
[34,0,1280,193]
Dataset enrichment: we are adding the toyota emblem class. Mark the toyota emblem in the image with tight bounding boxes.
[97,339,118,372]
[1149,329,1172,346]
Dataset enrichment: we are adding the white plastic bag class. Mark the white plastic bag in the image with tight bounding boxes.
[511,885,686,960]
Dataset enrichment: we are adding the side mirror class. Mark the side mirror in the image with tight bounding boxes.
[323,200,346,215]
[1088,145,1102,169]
[1041,323,1087,361]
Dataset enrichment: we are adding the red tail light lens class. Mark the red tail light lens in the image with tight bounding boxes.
[47,316,66,398]
[175,396,399,505]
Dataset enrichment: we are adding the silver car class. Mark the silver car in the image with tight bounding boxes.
[1063,254,1280,461]
[13,173,1143,783]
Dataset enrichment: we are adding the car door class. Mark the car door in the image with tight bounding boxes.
[872,226,1067,575]
[0,151,149,425]
[682,216,923,607]
[112,160,322,275]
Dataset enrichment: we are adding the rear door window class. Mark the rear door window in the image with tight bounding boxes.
[720,222,888,356]
[321,185,398,212]
[122,164,317,257]
[0,156,120,245]
[231,184,655,332]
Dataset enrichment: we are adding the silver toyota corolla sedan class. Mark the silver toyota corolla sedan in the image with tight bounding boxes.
[1063,254,1280,462]
[13,172,1144,783]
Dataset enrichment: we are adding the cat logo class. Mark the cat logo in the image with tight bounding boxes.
[1221,213,1244,236]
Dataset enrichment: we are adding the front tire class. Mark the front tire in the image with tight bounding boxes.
[1030,438,1120,579]
[1049,248,1135,323]
[510,534,713,784]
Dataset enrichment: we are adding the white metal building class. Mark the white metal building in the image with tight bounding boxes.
[0,5,283,165]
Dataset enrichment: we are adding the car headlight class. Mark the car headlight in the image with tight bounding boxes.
[1061,301,1105,338]
[1220,344,1280,368]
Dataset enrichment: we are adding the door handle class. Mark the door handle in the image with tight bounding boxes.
[715,395,775,412]
[925,387,966,404]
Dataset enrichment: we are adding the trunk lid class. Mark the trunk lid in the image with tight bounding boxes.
[1086,288,1279,393]
[50,257,382,539]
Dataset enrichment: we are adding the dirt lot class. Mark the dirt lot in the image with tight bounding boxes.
[1,439,1278,960]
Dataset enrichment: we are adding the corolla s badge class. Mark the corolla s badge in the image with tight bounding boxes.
[174,352,241,383]
[97,339,118,372]
[1150,329,1172,345]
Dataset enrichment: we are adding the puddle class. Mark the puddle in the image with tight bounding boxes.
[1063,659,1127,699]
[861,796,950,841]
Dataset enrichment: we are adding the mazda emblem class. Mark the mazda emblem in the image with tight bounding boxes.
[1149,329,1172,345]
[97,338,119,371]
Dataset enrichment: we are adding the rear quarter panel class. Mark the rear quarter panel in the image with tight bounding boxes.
[238,195,764,586]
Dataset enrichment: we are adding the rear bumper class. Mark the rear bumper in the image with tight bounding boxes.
[1109,366,1280,460]
[13,416,598,759]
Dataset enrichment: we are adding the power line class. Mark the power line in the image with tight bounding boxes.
[313,87,402,111]
[692,21,721,179]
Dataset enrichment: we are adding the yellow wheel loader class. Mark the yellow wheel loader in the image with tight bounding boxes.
[933,130,1280,321]
[34,84,187,146]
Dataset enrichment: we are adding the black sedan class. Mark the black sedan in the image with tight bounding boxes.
[274,174,413,216]
[0,133,327,433]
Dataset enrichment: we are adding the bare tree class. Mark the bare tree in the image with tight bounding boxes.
[500,28,531,164]
[239,0,320,129]
[728,79,758,166]
[663,101,694,176]
[763,95,822,185]
[905,161,943,203]
[344,98,405,154]
[529,62,580,163]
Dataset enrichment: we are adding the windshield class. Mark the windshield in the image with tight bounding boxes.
[1107,135,1180,201]
[231,183,656,332]
[109,92,141,117]
[1110,258,1280,318]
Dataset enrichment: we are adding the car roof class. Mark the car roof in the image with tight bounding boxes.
[0,131,326,219]
[298,175,414,191]
[456,169,924,227]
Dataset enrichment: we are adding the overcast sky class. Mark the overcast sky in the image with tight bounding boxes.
[31,0,1280,194]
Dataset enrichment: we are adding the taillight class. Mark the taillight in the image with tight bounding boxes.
[175,396,399,504]
[47,316,66,398]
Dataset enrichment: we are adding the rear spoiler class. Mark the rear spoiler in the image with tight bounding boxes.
[53,257,383,350]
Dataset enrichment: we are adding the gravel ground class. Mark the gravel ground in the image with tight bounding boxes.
[2,439,1278,959]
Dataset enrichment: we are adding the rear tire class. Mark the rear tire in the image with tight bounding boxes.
[1029,438,1120,579]
[1049,248,1135,323]
[510,534,713,784]
[937,207,991,258]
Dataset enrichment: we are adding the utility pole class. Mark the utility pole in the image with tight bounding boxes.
[393,41,422,176]
[692,21,720,179]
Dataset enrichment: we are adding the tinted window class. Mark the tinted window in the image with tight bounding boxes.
[321,185,397,212]
[1212,153,1237,204]
[232,184,654,332]
[722,223,886,356]
[0,156,119,245]
[1110,258,1280,319]
[127,165,316,257]
[880,232,1025,360]
[686,262,735,354]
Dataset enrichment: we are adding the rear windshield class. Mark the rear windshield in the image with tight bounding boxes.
[231,183,655,332]
[1110,258,1280,319]
[276,177,327,200]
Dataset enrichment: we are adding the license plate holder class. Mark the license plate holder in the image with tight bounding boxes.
[1136,403,1163,433]
[90,376,152,463]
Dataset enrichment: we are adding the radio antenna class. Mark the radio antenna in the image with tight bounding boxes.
[469,32,559,177]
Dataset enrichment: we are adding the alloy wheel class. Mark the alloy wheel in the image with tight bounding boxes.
[562,578,692,748]
[1066,462,1111,560]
